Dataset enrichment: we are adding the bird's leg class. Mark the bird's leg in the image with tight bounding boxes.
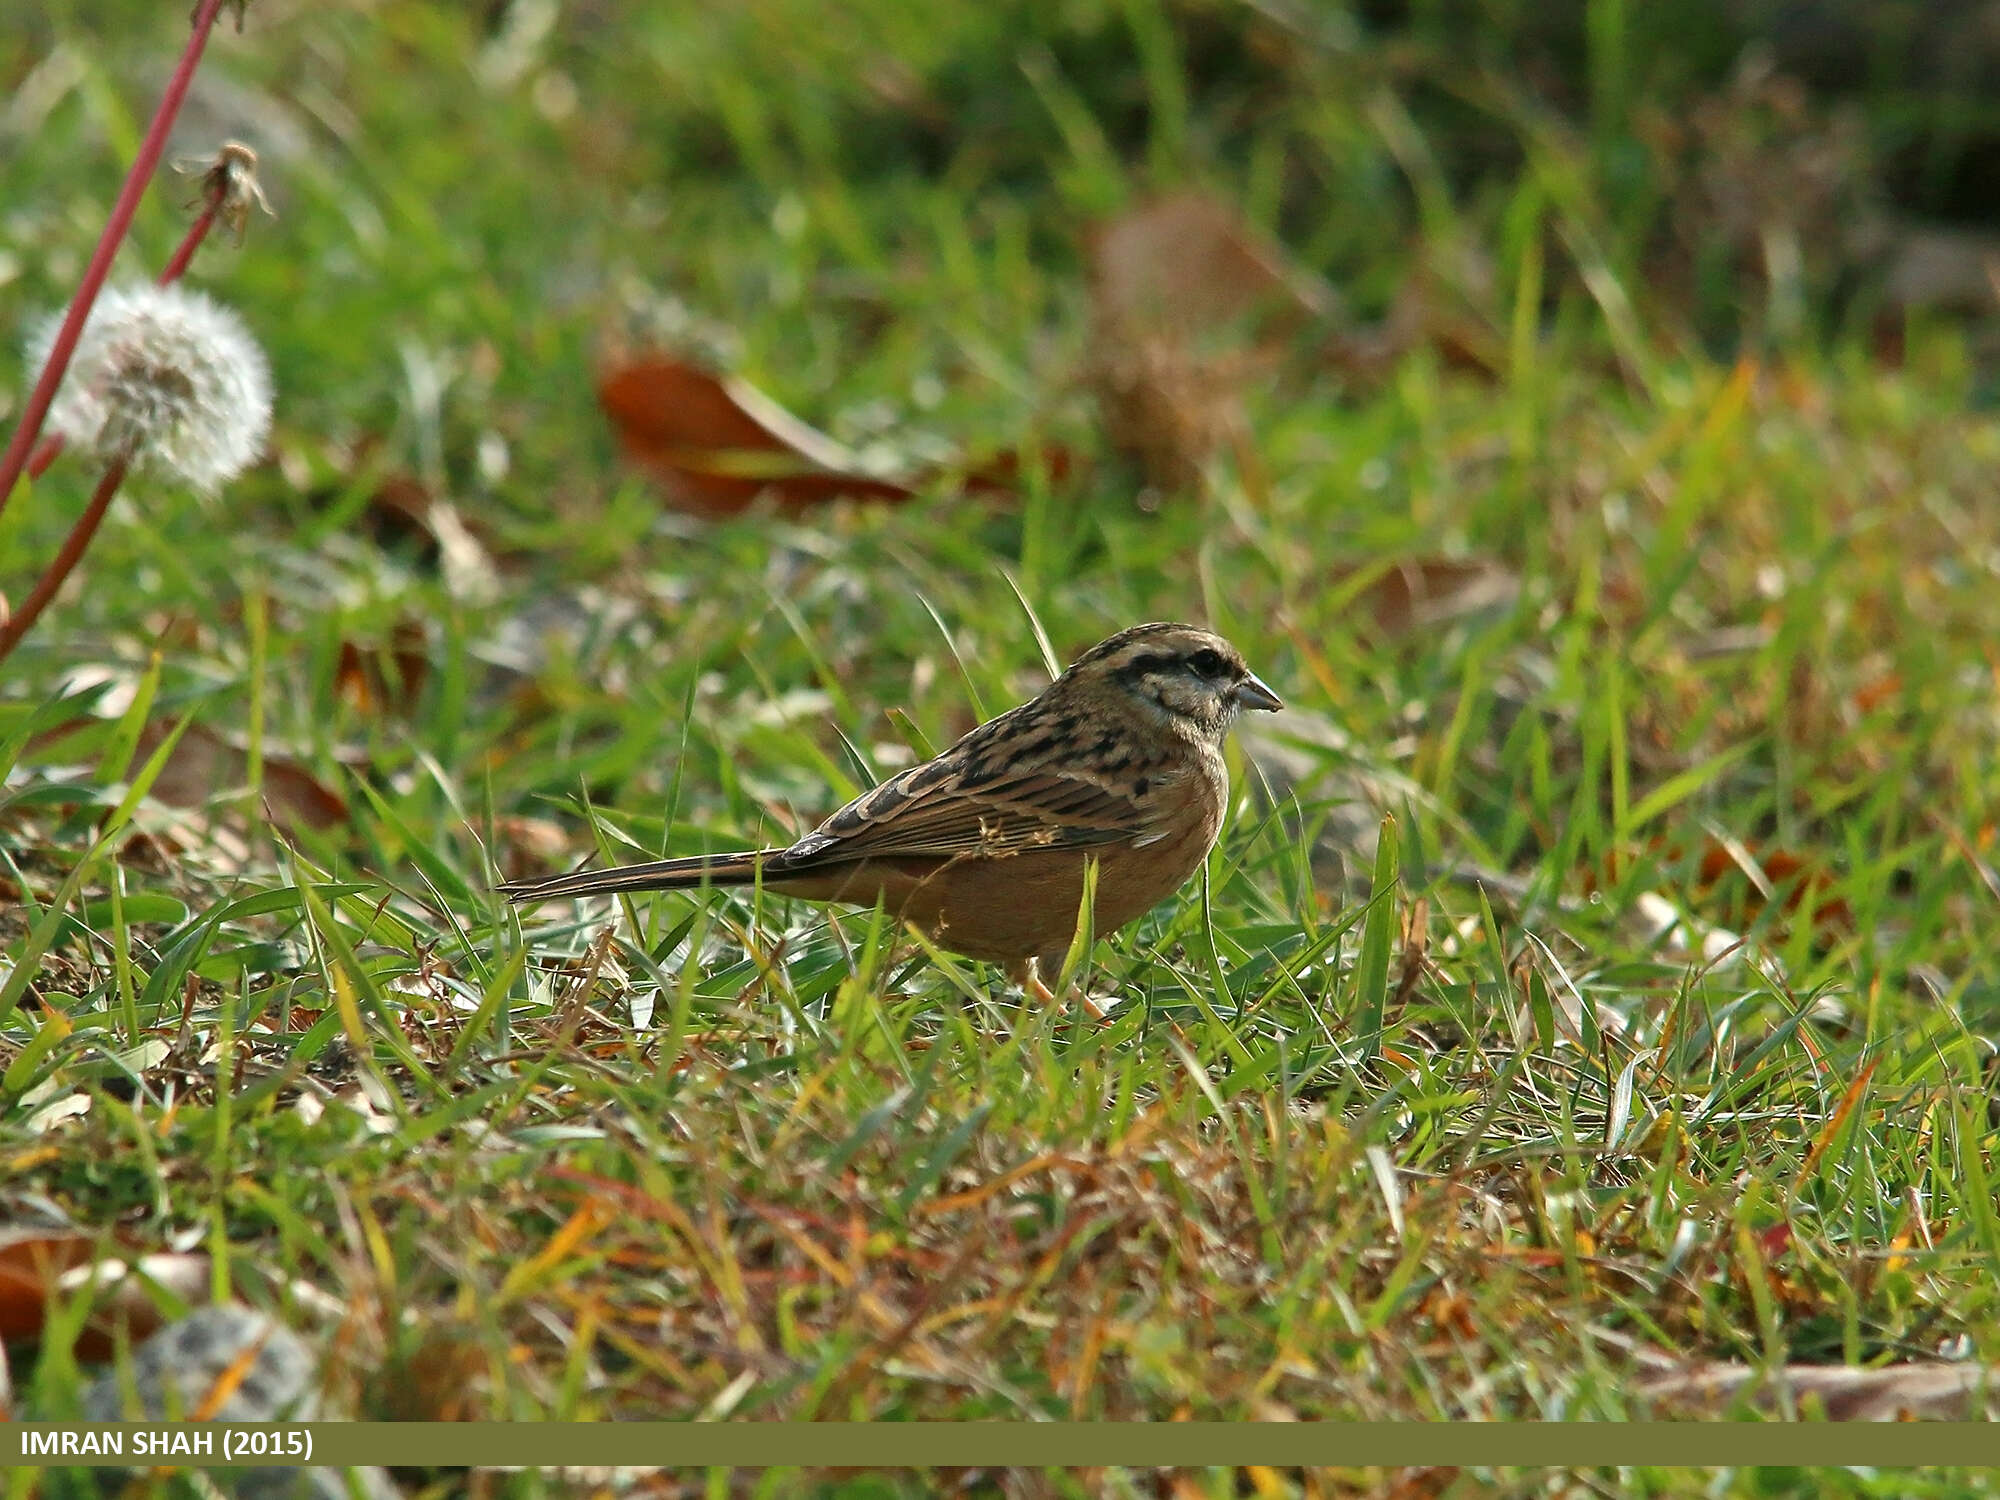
[1024,958,1109,1024]
[1024,961,1058,1007]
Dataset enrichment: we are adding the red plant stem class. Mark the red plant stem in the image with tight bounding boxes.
[0,0,230,521]
[157,201,221,285]
[0,460,130,665]
[28,434,65,480]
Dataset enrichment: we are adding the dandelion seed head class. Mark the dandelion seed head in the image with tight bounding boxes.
[25,283,272,491]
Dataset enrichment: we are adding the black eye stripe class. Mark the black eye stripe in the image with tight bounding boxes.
[1115,652,1181,682]
[1116,647,1237,684]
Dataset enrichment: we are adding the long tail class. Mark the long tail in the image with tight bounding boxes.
[499,849,782,904]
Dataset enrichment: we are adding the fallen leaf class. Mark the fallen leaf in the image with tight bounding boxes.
[1087,193,1335,494]
[1692,837,1853,931]
[1756,1220,1795,1259]
[598,358,916,517]
[1383,1470,1459,1500]
[134,720,350,833]
[20,717,351,843]
[335,617,430,719]
[364,475,499,600]
[0,1230,96,1341]
[304,463,501,601]
[354,472,446,558]
[1089,335,1260,496]
[491,814,574,884]
[1334,555,1520,639]
[22,1093,90,1134]
[957,445,1079,494]
[0,1231,211,1360]
[1090,192,1335,337]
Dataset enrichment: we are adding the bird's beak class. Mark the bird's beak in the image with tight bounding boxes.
[1233,673,1283,713]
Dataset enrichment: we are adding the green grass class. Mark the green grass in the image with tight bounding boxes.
[5,0,2000,1486]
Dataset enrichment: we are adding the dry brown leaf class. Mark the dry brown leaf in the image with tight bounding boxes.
[957,445,1079,493]
[1315,238,1507,388]
[490,814,574,885]
[1087,193,1334,494]
[18,718,350,846]
[381,477,499,599]
[1639,1361,2000,1420]
[335,617,430,719]
[0,1230,96,1341]
[1382,1470,1460,1500]
[0,1231,212,1359]
[1335,555,1521,639]
[598,358,917,517]
[354,472,446,557]
[1091,193,1334,335]
[1690,836,1853,932]
[1852,670,1902,715]
[135,720,349,833]
[302,463,503,595]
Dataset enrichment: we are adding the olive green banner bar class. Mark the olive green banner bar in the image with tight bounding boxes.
[10,1423,2000,1469]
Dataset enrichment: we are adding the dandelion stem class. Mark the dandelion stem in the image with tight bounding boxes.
[158,200,223,287]
[28,434,65,480]
[0,460,130,666]
[0,0,231,520]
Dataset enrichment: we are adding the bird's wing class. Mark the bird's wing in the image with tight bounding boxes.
[774,757,1159,868]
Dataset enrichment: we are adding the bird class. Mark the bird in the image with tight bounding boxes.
[500,622,1282,990]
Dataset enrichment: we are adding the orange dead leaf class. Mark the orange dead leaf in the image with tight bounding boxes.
[0,1233,212,1359]
[598,358,916,517]
[1421,1287,1478,1341]
[1691,837,1852,932]
[956,445,1079,494]
[1852,672,1902,715]
[0,1232,96,1343]
[335,618,429,718]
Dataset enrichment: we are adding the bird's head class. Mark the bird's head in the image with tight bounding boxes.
[1065,622,1283,739]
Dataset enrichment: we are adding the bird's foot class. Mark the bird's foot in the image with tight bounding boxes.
[1024,964,1110,1025]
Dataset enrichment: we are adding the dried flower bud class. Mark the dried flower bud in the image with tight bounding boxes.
[24,283,272,492]
[176,141,275,245]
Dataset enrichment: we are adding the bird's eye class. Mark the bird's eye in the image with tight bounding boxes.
[1187,648,1226,677]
